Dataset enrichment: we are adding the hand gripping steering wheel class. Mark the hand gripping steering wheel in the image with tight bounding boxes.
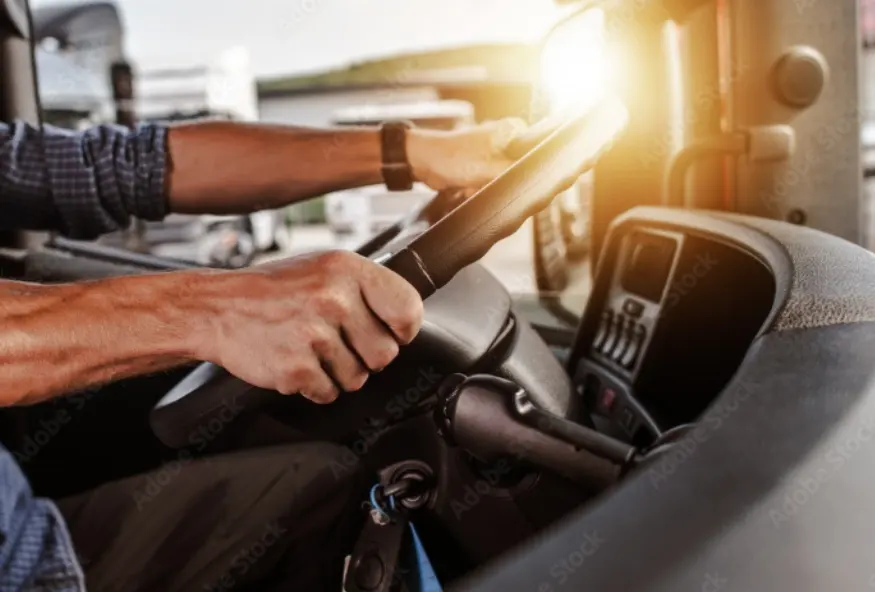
[150,99,630,448]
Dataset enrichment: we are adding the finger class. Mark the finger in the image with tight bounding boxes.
[506,117,560,159]
[300,367,340,404]
[485,158,517,179]
[359,264,424,345]
[341,299,401,372]
[461,186,478,200]
[488,117,528,153]
[311,327,370,392]
[286,357,340,404]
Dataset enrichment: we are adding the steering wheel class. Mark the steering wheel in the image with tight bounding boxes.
[351,187,464,257]
[150,99,630,448]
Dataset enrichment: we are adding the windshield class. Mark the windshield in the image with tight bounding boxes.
[29,0,593,323]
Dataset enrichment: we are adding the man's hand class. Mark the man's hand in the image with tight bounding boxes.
[0,251,421,407]
[407,119,527,193]
[197,251,423,404]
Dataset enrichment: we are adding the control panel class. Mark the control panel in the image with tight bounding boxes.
[575,228,683,443]
[571,220,775,441]
[592,229,682,377]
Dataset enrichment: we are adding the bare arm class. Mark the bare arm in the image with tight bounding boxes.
[0,251,423,408]
[164,120,522,214]
[166,123,384,214]
[0,272,205,406]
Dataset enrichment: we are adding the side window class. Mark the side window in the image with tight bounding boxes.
[26,0,545,307]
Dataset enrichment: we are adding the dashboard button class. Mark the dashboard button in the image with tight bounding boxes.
[617,405,639,436]
[594,310,612,351]
[603,313,625,357]
[613,317,636,364]
[621,325,647,370]
[622,298,645,319]
[598,386,617,413]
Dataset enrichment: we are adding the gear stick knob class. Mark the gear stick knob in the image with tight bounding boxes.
[435,374,632,493]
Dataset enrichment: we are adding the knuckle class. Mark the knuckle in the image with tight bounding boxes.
[314,291,352,321]
[306,324,335,352]
[318,250,357,273]
[368,342,399,370]
[394,298,424,344]
[287,362,318,390]
[275,370,303,396]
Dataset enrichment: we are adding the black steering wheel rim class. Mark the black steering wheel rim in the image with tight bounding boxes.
[149,98,629,449]
[352,187,469,259]
[381,99,629,298]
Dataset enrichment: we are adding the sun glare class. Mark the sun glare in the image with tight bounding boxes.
[540,9,613,112]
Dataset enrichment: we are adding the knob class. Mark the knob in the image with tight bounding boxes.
[771,46,828,109]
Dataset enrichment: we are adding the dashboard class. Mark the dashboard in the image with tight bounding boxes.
[568,217,777,444]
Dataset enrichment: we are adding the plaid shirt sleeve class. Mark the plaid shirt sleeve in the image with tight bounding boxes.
[0,120,170,240]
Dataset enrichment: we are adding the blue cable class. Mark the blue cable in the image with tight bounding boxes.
[368,483,397,522]
[366,483,443,591]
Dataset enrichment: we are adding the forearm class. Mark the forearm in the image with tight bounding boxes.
[166,122,385,214]
[0,272,214,406]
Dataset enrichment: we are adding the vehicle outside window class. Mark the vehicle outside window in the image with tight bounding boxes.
[30,2,285,268]
[324,100,475,237]
[32,3,116,129]
[37,49,104,129]
[28,0,553,301]
[123,47,289,267]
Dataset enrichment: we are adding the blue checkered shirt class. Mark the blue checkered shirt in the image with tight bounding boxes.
[0,120,169,590]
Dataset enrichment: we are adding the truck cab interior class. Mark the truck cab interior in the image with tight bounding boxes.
[3,0,875,590]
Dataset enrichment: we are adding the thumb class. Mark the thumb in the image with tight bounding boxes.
[486,117,529,154]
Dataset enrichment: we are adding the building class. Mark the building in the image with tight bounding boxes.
[135,47,259,122]
[256,44,539,127]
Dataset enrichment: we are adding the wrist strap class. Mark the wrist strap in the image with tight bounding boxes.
[381,121,414,191]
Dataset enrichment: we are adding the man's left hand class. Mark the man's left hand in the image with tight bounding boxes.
[407,118,528,194]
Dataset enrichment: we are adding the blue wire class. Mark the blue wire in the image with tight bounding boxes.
[368,484,398,522]
[369,484,384,512]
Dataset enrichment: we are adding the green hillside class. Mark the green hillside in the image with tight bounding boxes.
[258,43,538,94]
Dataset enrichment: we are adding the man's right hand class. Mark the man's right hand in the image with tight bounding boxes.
[196,250,423,404]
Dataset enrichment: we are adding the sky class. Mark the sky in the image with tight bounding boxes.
[31,0,565,76]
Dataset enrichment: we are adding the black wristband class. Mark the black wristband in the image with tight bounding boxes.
[380,121,414,191]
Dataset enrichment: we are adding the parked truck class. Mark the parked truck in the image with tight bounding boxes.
[31,1,286,267]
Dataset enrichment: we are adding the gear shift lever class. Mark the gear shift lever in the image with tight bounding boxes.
[435,374,640,493]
